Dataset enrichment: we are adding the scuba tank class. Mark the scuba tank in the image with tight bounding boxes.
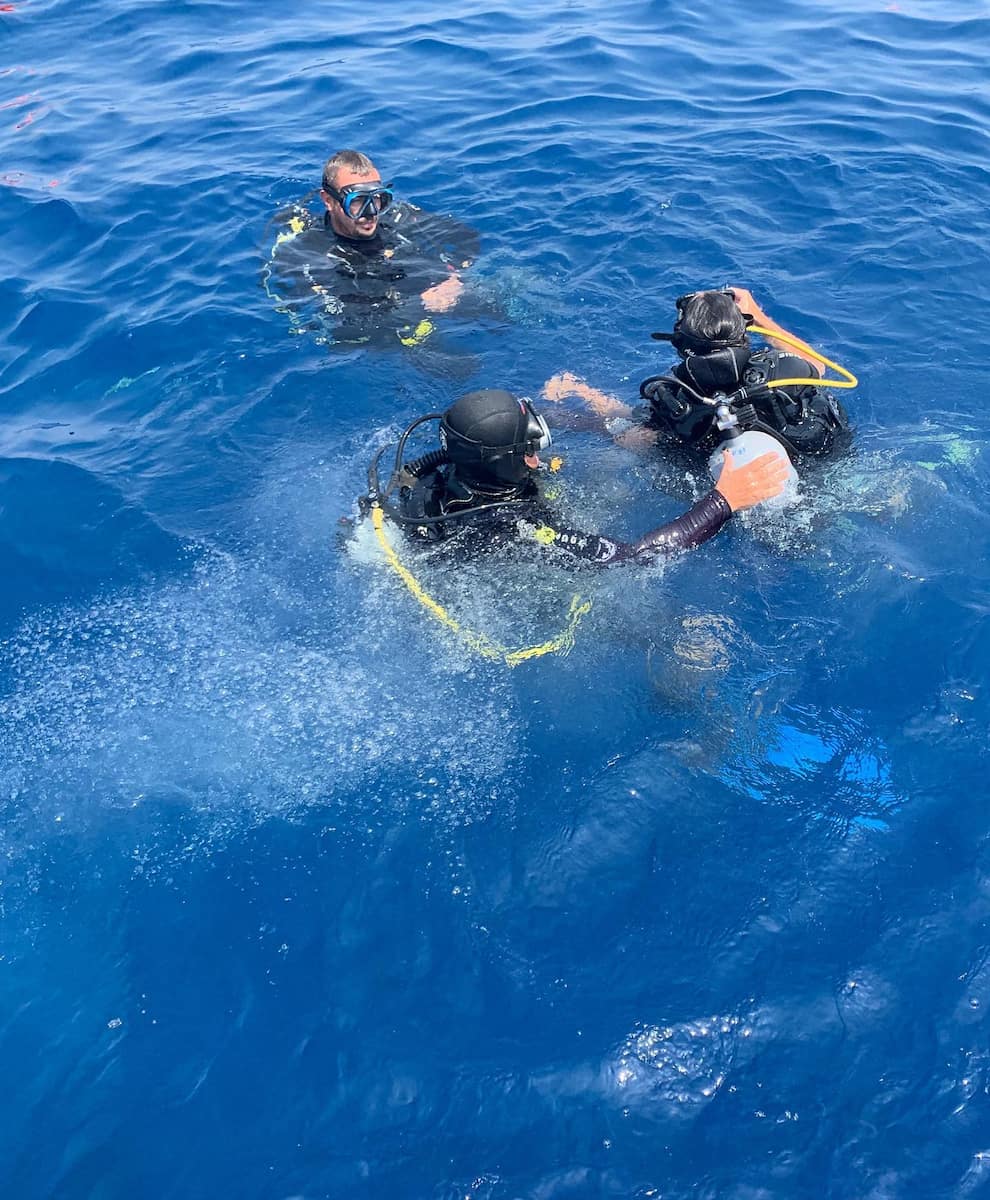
[707,399,799,510]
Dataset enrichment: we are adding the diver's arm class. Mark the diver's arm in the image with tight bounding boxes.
[624,447,790,560]
[408,207,477,313]
[621,490,732,561]
[524,449,790,566]
[541,372,658,450]
[729,287,826,377]
[542,372,634,419]
[524,491,730,566]
[421,270,464,313]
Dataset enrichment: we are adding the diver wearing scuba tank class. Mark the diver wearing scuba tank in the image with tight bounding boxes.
[263,149,479,348]
[642,289,850,457]
[361,388,790,565]
[541,287,852,461]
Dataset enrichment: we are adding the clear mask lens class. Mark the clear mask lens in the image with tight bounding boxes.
[524,403,552,453]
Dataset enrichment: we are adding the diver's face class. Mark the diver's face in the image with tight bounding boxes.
[321,165,385,239]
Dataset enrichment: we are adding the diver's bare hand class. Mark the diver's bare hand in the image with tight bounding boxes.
[421,274,464,313]
[542,371,588,403]
[728,286,762,322]
[728,287,825,376]
[542,372,633,419]
[714,449,790,512]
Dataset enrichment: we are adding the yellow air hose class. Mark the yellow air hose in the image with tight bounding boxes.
[370,503,591,667]
[747,324,858,391]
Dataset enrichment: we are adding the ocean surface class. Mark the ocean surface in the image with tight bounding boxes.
[3,0,990,1196]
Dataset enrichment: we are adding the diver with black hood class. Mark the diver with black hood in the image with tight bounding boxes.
[362,388,789,566]
[542,287,852,462]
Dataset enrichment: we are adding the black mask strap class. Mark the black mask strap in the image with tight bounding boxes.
[651,290,753,357]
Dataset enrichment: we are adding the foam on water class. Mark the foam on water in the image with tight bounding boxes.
[0,534,520,865]
[611,1015,749,1115]
[5,0,990,1194]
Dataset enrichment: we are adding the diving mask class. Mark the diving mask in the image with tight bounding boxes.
[520,399,552,457]
[651,289,751,356]
[325,180,395,220]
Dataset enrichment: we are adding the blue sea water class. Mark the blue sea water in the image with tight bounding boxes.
[3,0,990,1196]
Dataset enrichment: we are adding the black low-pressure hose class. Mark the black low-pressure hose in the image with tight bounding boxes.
[403,448,448,478]
[639,373,711,410]
[367,417,446,502]
[378,497,531,528]
[365,439,529,528]
[367,444,388,497]
[392,413,444,480]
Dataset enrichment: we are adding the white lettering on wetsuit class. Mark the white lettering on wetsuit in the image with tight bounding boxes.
[518,520,620,564]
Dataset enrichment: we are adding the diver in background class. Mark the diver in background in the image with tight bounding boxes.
[362,388,789,565]
[263,149,479,348]
[543,287,850,459]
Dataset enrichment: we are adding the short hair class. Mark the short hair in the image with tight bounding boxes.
[679,291,747,347]
[322,150,377,191]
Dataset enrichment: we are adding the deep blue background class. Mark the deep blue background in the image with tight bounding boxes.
[2,1,990,1197]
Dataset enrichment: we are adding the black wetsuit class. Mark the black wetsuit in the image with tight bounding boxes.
[262,200,480,346]
[390,459,732,566]
[643,346,850,457]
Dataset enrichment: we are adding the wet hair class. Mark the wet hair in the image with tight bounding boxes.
[322,150,378,191]
[679,291,748,348]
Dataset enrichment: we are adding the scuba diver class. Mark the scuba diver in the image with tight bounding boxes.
[642,288,850,456]
[362,388,789,566]
[542,287,852,461]
[262,149,480,348]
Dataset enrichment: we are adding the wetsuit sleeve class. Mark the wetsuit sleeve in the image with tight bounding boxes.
[389,207,480,293]
[517,490,732,566]
[626,490,732,560]
[262,213,325,302]
[407,207,480,269]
